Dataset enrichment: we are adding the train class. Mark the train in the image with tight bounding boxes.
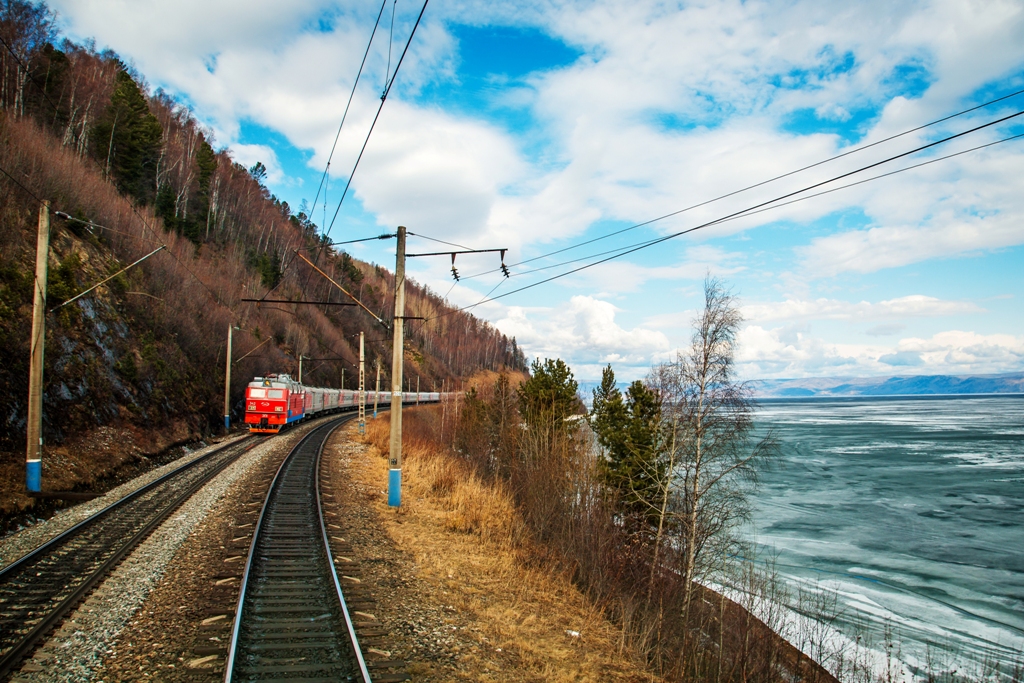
[244,373,441,434]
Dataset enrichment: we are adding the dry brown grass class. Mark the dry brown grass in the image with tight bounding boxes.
[357,407,654,682]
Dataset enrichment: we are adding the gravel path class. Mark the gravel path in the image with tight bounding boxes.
[0,435,248,572]
[7,420,333,683]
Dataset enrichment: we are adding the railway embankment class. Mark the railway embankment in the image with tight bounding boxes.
[355,402,838,683]
[339,410,650,682]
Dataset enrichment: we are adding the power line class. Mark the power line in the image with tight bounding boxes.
[50,245,166,313]
[0,159,45,204]
[407,231,473,250]
[322,0,430,242]
[426,109,1024,321]
[491,108,1024,283]
[457,86,1024,282]
[303,0,389,239]
[296,233,395,249]
[494,129,1024,283]
[299,0,429,302]
[124,201,230,308]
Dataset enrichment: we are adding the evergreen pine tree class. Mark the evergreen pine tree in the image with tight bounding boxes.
[92,68,162,203]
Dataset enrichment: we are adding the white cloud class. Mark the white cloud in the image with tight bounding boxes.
[743,294,983,323]
[48,0,1024,381]
[495,295,669,379]
[736,325,1024,379]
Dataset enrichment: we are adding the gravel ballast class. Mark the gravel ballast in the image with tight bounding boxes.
[0,435,248,572]
[7,420,335,683]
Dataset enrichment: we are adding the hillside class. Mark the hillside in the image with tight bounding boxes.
[0,2,525,511]
[754,372,1024,397]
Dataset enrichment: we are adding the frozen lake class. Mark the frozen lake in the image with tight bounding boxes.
[749,396,1024,676]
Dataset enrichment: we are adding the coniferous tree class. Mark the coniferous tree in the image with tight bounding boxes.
[590,365,665,530]
[517,357,580,428]
[91,68,162,203]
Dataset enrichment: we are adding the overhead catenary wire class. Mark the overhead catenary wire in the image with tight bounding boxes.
[455,86,1024,282]
[299,0,428,304]
[425,109,1024,321]
[495,129,1024,283]
[406,231,473,251]
[0,160,45,204]
[322,0,430,242]
[302,0,389,239]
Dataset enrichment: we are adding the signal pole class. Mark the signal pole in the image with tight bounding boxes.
[358,332,366,434]
[388,226,406,507]
[26,200,49,493]
[373,358,381,418]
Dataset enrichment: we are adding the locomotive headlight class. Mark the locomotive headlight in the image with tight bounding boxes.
[275,406,283,412]
[248,403,256,410]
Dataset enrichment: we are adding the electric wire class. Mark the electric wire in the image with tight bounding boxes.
[285,0,388,303]
[302,0,388,240]
[384,0,396,96]
[322,0,430,241]
[424,109,1024,321]
[491,129,1024,283]
[0,160,45,204]
[488,109,1024,282]
[299,0,428,314]
[457,86,1024,281]
[406,231,473,251]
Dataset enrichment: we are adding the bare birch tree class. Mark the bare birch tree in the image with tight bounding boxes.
[648,277,778,621]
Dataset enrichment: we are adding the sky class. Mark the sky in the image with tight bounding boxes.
[51,0,1024,381]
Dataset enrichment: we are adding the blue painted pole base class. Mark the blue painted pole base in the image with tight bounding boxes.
[26,459,41,493]
[388,469,402,507]
[224,415,231,430]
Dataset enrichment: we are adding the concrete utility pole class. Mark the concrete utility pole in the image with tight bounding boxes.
[358,332,366,434]
[373,358,381,418]
[388,226,406,507]
[298,355,304,384]
[416,376,420,405]
[341,367,345,389]
[224,324,236,431]
[26,200,49,493]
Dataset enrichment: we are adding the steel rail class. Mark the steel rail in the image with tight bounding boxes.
[0,436,252,581]
[0,436,259,679]
[224,415,369,682]
[315,419,372,683]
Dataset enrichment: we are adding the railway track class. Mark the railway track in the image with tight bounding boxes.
[0,435,260,679]
[225,416,371,683]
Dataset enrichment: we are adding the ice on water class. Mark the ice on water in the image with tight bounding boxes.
[747,396,1024,677]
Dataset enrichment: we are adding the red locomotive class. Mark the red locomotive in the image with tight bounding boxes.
[244,373,440,434]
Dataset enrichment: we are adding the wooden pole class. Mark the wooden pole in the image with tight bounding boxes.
[224,325,233,431]
[388,226,406,507]
[26,201,49,492]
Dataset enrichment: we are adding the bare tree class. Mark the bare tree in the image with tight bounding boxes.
[649,277,778,625]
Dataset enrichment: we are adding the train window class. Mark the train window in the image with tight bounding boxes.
[248,388,266,398]
[268,390,284,399]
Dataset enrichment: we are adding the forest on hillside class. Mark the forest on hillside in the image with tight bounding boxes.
[0,0,526,453]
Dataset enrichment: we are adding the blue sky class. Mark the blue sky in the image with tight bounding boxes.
[54,0,1024,381]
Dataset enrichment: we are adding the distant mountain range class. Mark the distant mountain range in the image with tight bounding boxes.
[753,372,1024,397]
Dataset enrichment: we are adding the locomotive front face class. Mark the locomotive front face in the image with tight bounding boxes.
[244,384,290,433]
